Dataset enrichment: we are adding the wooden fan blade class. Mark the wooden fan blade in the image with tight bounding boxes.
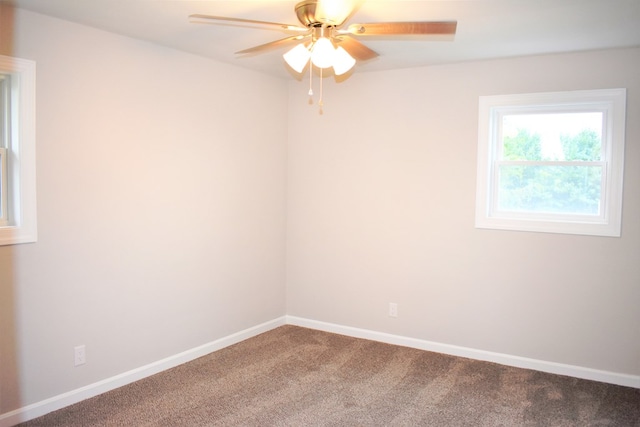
[334,36,379,61]
[189,14,308,33]
[236,35,310,56]
[343,21,457,36]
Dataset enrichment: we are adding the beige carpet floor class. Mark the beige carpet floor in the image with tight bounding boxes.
[19,325,640,426]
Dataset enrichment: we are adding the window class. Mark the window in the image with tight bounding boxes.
[476,89,626,237]
[0,55,37,245]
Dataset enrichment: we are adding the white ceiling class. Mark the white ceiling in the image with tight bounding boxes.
[5,0,640,79]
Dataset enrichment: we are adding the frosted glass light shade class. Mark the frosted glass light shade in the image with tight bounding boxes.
[283,43,311,73]
[311,37,335,69]
[332,46,356,75]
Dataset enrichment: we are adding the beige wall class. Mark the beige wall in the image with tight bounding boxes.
[0,7,288,412]
[287,48,640,376]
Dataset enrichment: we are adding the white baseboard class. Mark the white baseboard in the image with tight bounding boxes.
[3,315,638,427]
[0,317,286,427]
[286,315,640,389]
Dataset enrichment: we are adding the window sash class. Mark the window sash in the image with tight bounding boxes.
[491,161,607,221]
[496,111,605,162]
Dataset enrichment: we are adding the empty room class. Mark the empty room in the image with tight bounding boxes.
[0,0,638,425]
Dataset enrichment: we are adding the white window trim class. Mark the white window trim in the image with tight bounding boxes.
[475,88,626,237]
[0,55,37,245]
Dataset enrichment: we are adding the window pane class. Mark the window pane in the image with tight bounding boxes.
[502,113,603,161]
[497,165,602,215]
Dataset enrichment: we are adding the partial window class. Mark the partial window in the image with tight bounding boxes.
[0,55,37,245]
[476,89,626,237]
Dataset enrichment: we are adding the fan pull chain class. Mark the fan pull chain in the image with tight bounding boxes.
[306,63,324,115]
[308,63,314,105]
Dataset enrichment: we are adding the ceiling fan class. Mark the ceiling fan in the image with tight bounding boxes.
[189,0,457,111]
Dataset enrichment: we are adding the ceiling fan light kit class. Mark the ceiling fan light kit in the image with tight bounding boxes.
[283,26,356,75]
[190,0,457,112]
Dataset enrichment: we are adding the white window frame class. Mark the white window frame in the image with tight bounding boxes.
[0,55,37,245]
[475,88,626,237]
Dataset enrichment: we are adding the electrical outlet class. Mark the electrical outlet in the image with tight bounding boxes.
[74,345,86,367]
[389,303,398,318]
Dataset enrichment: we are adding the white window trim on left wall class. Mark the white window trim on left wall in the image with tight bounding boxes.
[0,54,37,246]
